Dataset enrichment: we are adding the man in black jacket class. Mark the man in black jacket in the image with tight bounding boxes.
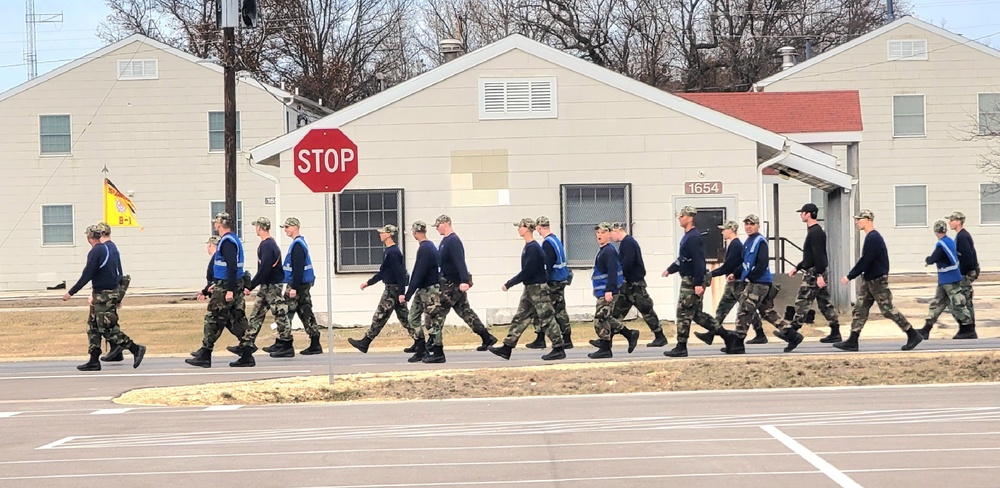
[610,222,668,347]
[779,203,841,343]
[232,217,289,367]
[921,211,980,339]
[694,220,764,346]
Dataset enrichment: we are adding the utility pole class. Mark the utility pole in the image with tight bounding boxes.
[24,0,63,80]
[223,25,237,219]
[887,0,895,22]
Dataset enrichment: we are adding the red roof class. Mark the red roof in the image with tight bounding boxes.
[676,91,863,133]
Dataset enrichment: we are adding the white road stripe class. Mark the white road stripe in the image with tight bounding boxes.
[762,425,863,488]
[0,370,311,380]
[37,437,76,450]
[0,396,112,405]
[91,408,133,415]
[0,412,22,418]
[203,405,242,411]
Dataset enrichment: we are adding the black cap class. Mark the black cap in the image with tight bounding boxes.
[796,203,819,214]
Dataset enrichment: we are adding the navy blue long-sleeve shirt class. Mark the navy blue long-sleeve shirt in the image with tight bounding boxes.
[368,244,407,296]
[742,234,771,283]
[925,241,953,268]
[618,235,647,282]
[289,242,307,288]
[956,229,979,275]
[105,240,123,280]
[541,238,559,282]
[711,238,743,278]
[69,243,120,295]
[250,238,284,290]
[219,237,241,292]
[595,243,621,295]
[796,224,829,274]
[202,258,213,296]
[505,241,547,289]
[847,230,890,281]
[438,233,471,283]
[666,228,706,284]
[406,240,440,301]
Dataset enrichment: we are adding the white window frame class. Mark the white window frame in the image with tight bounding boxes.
[478,77,558,120]
[894,184,928,228]
[810,187,827,221]
[887,39,928,61]
[560,183,632,267]
[980,183,1000,225]
[334,189,404,273]
[41,204,74,246]
[892,94,926,138]
[978,92,1000,136]
[208,111,242,152]
[116,59,158,80]
[210,201,244,240]
[39,114,72,155]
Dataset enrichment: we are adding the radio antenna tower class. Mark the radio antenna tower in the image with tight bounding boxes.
[24,0,63,80]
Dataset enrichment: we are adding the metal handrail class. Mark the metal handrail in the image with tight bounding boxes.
[767,237,802,273]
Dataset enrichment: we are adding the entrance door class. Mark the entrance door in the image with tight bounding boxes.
[693,207,726,263]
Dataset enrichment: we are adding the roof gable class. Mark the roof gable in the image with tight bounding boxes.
[677,91,862,133]
[755,16,1000,89]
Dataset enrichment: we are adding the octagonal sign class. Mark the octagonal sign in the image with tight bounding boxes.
[293,128,358,193]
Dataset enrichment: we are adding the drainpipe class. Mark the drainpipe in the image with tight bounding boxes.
[757,143,792,233]
[246,154,282,247]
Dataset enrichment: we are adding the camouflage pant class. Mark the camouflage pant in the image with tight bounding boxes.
[439,278,490,336]
[964,269,978,324]
[930,270,979,326]
[283,283,322,340]
[611,280,662,333]
[675,276,718,343]
[242,283,290,347]
[924,281,973,327]
[409,285,445,347]
[786,271,840,328]
[735,282,782,337]
[366,284,421,340]
[533,281,570,335]
[504,284,565,348]
[87,289,133,354]
[850,276,912,333]
[201,281,248,351]
[715,281,762,331]
[593,295,625,341]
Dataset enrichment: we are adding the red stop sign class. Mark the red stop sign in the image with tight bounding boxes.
[293,128,358,193]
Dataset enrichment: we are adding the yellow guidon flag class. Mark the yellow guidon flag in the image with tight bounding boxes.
[104,178,141,229]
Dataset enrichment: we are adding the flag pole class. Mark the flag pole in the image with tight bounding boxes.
[102,165,109,224]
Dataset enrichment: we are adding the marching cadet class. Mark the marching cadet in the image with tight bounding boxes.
[524,216,573,350]
[405,220,445,363]
[433,214,498,352]
[187,213,247,368]
[780,203,842,343]
[662,206,719,358]
[349,225,426,356]
[719,214,786,354]
[834,209,923,352]
[610,222,669,347]
[64,225,145,371]
[922,212,980,339]
[488,218,567,361]
[270,217,324,357]
[95,222,133,362]
[232,217,289,367]
[919,220,975,340]
[587,222,640,359]
[693,220,763,346]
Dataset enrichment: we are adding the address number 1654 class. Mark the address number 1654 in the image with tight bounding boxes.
[685,181,723,195]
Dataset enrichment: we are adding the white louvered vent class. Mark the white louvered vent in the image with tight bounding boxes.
[887,40,928,61]
[117,59,159,80]
[479,77,557,120]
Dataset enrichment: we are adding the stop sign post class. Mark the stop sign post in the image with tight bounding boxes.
[294,128,358,193]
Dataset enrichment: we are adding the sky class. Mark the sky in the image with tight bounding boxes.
[0,0,999,93]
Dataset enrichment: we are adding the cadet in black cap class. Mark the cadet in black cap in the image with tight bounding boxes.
[778,202,842,345]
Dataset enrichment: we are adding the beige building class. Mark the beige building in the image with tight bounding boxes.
[755,16,1000,273]
[0,35,328,292]
[250,35,853,326]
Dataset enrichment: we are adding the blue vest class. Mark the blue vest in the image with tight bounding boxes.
[591,247,624,298]
[741,234,773,283]
[212,232,245,280]
[544,234,570,282]
[935,236,963,285]
[283,236,316,284]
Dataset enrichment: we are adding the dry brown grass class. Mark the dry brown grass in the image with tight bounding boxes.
[116,350,1000,406]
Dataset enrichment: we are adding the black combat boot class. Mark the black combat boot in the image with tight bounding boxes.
[720,329,745,354]
[587,340,613,359]
[476,331,498,352]
[77,351,101,371]
[229,346,256,367]
[902,327,923,351]
[422,344,446,364]
[819,323,842,343]
[663,342,688,358]
[127,343,146,369]
[541,346,566,361]
[300,335,323,355]
[589,339,603,348]
[403,338,420,353]
[262,338,282,353]
[833,331,860,352]
[227,344,257,355]
[694,328,717,345]
[348,335,373,354]
[782,329,804,353]
[269,339,295,358]
[100,344,124,362]
[488,344,513,360]
[562,331,574,349]
[622,328,640,353]
[646,330,668,348]
[185,347,212,367]
[747,327,768,344]
[953,324,978,340]
[407,338,427,363]
[524,332,547,350]
[918,322,933,340]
